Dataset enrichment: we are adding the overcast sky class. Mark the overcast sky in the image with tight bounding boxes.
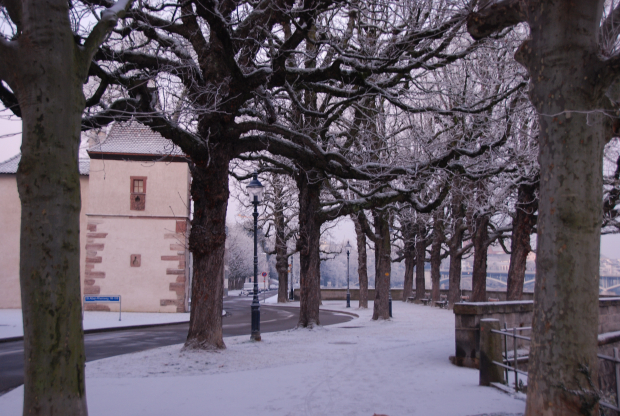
[2,111,619,259]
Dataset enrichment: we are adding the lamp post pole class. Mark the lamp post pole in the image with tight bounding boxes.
[251,195,261,340]
[345,241,351,308]
[289,256,294,301]
[247,171,264,341]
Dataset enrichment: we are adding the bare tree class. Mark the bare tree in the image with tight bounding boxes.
[468,2,620,413]
[0,1,133,414]
[505,177,538,300]
[226,224,254,290]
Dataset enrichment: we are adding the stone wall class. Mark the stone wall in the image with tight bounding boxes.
[292,288,534,302]
[452,297,620,369]
[293,288,404,301]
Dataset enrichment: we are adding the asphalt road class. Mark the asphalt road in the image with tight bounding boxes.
[0,294,353,395]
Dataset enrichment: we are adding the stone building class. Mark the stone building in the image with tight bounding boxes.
[0,121,193,312]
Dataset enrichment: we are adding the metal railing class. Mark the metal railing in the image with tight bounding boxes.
[490,324,531,392]
[598,348,620,412]
[486,326,620,412]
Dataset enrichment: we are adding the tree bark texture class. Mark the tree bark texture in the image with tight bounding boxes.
[448,241,464,308]
[5,0,133,410]
[447,200,466,308]
[471,214,489,302]
[524,6,605,411]
[296,169,322,327]
[469,2,610,413]
[430,213,444,304]
[414,223,428,302]
[185,150,231,350]
[5,0,131,413]
[401,220,416,302]
[15,27,89,416]
[274,199,289,303]
[372,210,391,320]
[352,214,369,308]
[506,180,538,301]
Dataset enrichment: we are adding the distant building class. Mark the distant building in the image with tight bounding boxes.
[0,121,196,312]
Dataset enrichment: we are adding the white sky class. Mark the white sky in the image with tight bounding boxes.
[1,113,619,259]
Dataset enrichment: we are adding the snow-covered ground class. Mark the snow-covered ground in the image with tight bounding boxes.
[0,300,525,416]
[0,309,191,339]
[0,291,277,339]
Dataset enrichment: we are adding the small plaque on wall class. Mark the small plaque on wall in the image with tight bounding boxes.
[130,254,141,267]
[131,193,146,210]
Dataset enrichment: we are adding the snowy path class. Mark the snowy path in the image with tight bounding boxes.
[0,300,524,415]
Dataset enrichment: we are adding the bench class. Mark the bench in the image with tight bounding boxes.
[407,296,416,303]
[435,295,448,309]
[461,295,470,302]
[422,298,432,306]
[488,297,500,302]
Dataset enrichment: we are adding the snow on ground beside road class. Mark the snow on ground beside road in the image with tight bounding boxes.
[0,309,190,339]
[0,300,525,416]
[0,291,277,339]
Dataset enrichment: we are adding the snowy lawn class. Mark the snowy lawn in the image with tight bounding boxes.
[0,309,191,339]
[0,300,524,416]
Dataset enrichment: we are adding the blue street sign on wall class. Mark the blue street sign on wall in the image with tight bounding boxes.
[83,295,122,321]
[84,296,120,302]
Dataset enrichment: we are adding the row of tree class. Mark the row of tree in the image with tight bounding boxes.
[3,0,620,415]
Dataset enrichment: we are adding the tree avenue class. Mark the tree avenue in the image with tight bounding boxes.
[73,0,521,333]
[7,0,618,413]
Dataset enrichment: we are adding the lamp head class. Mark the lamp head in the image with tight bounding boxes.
[246,171,265,203]
[345,240,352,254]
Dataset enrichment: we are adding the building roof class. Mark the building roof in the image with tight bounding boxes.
[87,121,184,159]
[0,153,90,176]
[0,154,20,174]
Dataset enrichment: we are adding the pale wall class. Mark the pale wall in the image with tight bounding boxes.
[88,159,190,218]
[83,217,187,312]
[85,159,190,312]
[0,175,90,309]
[0,176,21,308]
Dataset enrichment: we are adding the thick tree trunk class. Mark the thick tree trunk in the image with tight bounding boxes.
[184,151,230,350]
[402,254,415,302]
[296,170,322,327]
[17,58,88,416]
[401,220,416,302]
[274,201,289,303]
[523,5,605,413]
[447,198,466,308]
[469,3,607,412]
[506,181,538,301]
[352,214,369,308]
[372,210,391,320]
[13,3,90,414]
[471,214,489,302]
[466,3,606,413]
[447,243,463,308]
[430,214,444,304]
[414,224,427,302]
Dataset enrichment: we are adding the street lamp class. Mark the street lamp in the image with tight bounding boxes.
[247,171,264,341]
[345,241,352,308]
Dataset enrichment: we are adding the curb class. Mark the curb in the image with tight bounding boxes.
[0,303,357,344]
[0,320,191,344]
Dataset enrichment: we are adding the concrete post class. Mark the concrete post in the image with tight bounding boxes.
[479,318,504,386]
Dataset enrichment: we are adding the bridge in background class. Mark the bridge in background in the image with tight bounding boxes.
[437,271,620,295]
